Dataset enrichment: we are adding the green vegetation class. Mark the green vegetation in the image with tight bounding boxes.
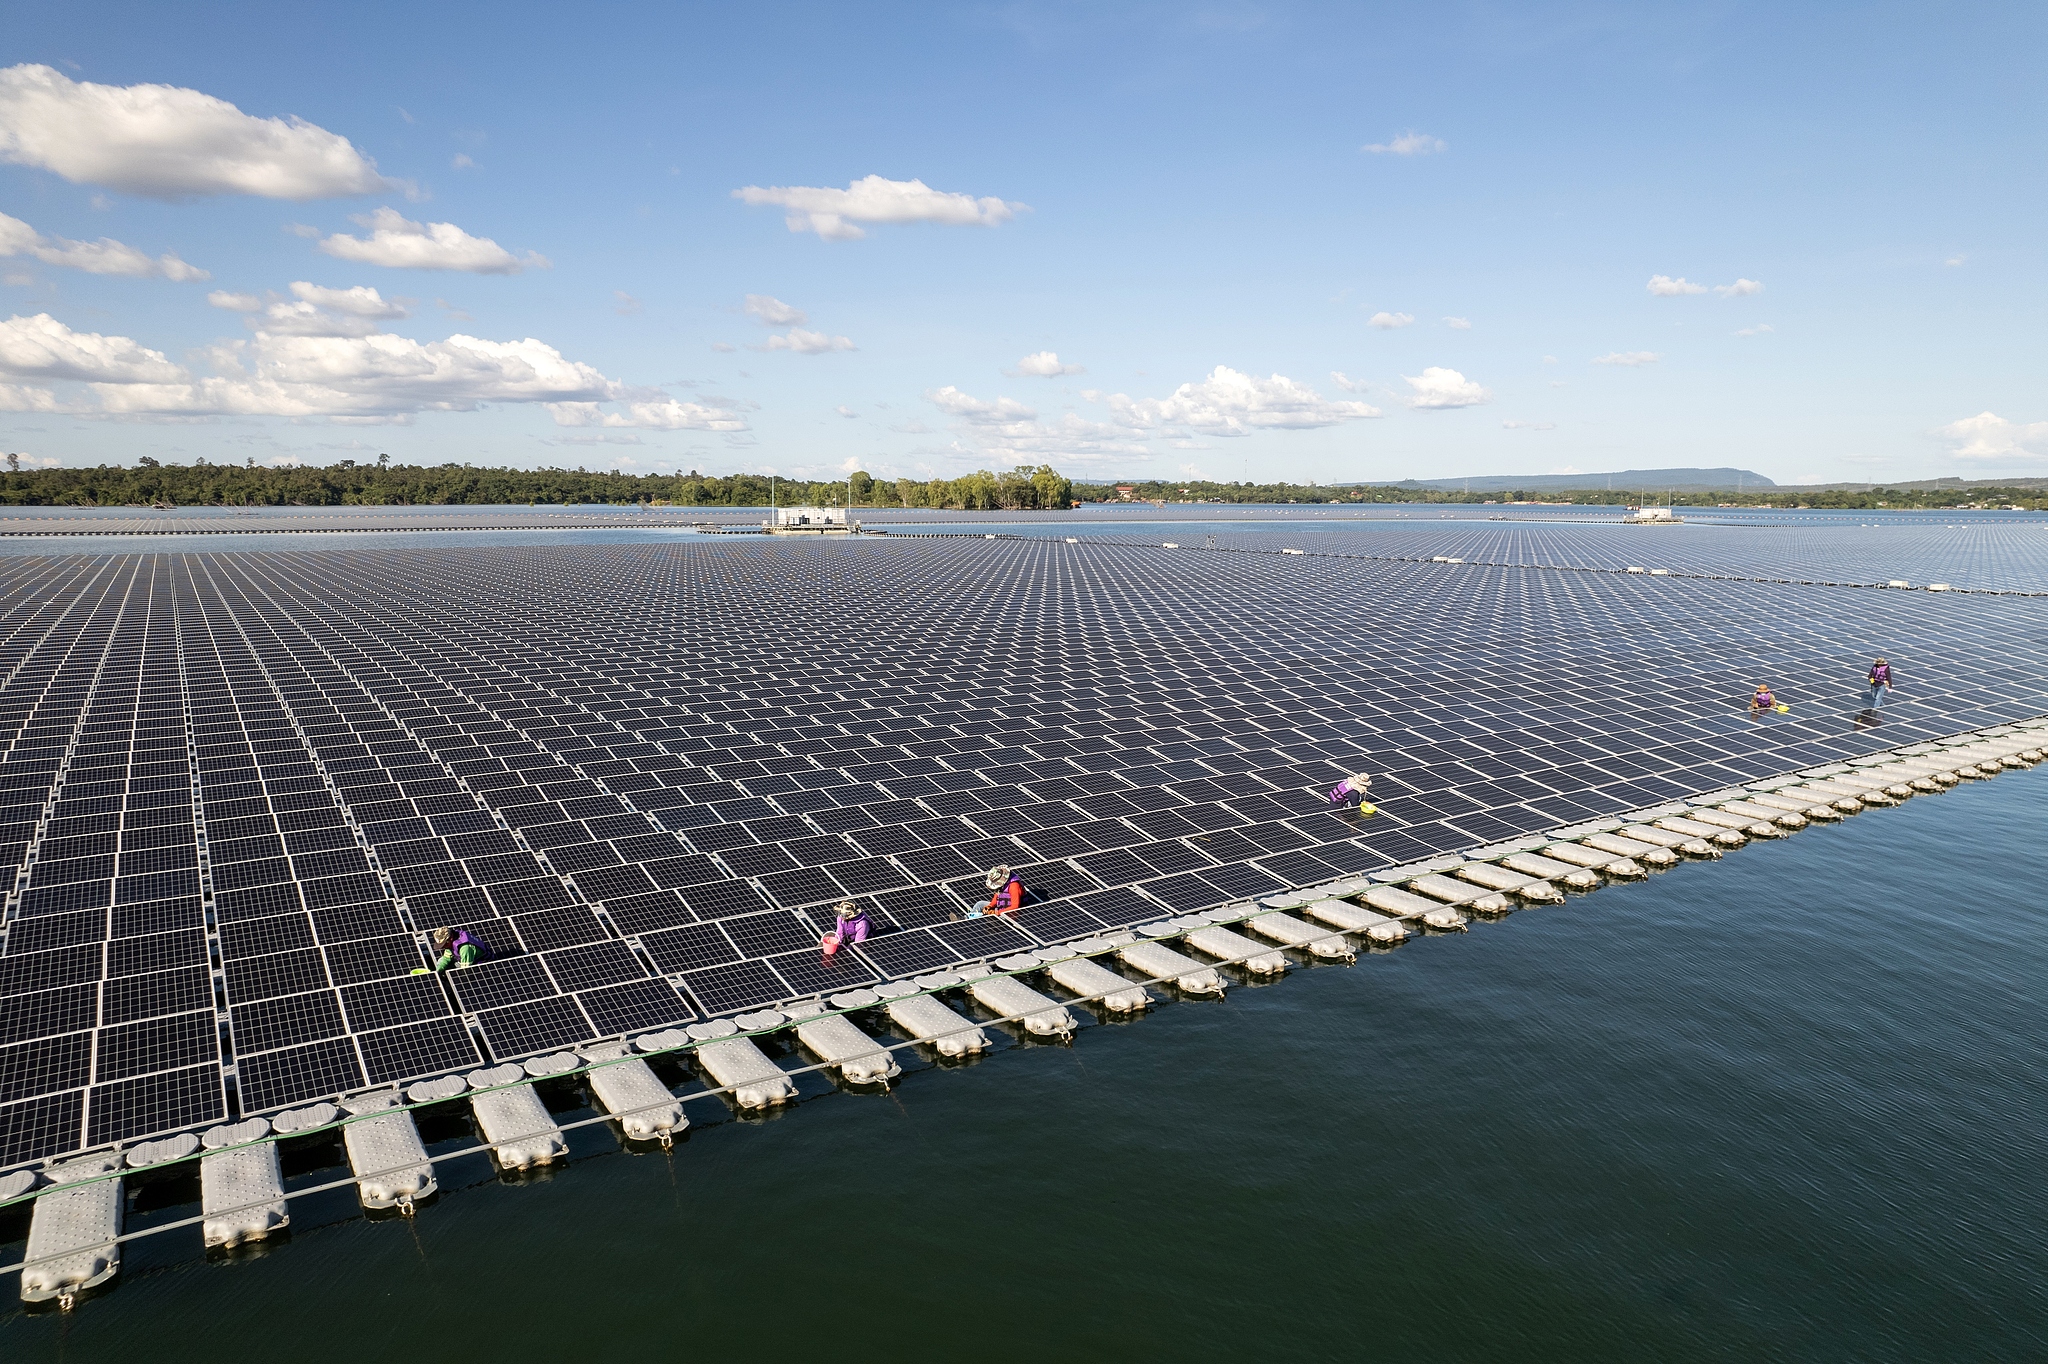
[0,457,1074,511]
[2,457,2038,513]
[1073,478,2048,512]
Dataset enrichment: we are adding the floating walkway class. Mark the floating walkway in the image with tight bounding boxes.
[4,719,2043,1308]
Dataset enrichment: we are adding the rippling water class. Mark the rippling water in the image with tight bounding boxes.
[5,764,2043,1361]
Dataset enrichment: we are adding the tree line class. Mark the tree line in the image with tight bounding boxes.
[1069,478,2048,512]
[0,457,1076,511]
[2,458,2037,512]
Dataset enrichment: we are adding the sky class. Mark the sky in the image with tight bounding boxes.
[0,1,2042,487]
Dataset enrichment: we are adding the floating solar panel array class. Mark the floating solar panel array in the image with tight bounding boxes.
[3,537,2046,1171]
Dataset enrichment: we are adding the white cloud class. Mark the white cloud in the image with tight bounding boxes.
[1715,278,1764,297]
[1443,316,1471,329]
[743,294,806,327]
[1945,254,1967,267]
[451,154,474,170]
[1367,311,1414,329]
[1646,274,1707,296]
[929,386,1037,425]
[733,174,1023,241]
[759,329,854,354]
[1592,351,1661,366]
[1501,419,1556,431]
[1735,324,1774,337]
[1938,411,2048,461]
[1330,371,1366,392]
[1008,350,1083,377]
[0,64,391,199]
[288,281,408,317]
[0,382,61,412]
[0,310,684,425]
[208,290,262,311]
[250,302,385,337]
[1402,366,1489,409]
[230,281,413,338]
[835,405,859,418]
[1108,366,1382,434]
[1361,131,1446,156]
[548,398,747,432]
[0,312,184,382]
[0,210,207,280]
[318,208,547,274]
[926,385,1146,461]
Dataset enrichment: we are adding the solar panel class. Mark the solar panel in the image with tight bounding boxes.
[0,529,2039,1166]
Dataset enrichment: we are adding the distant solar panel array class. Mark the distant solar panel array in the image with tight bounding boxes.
[2,538,2043,1170]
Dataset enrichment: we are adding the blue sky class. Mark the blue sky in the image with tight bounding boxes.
[1,2,2042,485]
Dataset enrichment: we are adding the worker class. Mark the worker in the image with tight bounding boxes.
[1750,684,1782,715]
[820,900,871,956]
[415,926,488,974]
[1866,657,1894,706]
[978,865,1024,916]
[1326,771,1376,815]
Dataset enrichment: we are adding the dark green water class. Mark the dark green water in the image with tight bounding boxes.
[6,768,2044,1361]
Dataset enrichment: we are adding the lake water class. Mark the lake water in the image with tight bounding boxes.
[6,760,2042,1361]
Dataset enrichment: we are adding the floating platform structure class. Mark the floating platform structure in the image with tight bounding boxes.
[5,723,2041,1304]
[1,529,2045,1307]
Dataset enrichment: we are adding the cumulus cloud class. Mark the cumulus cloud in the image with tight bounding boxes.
[0,309,713,429]
[1646,274,1707,296]
[1402,367,1489,409]
[1366,311,1414,329]
[1108,366,1382,434]
[835,405,859,418]
[244,282,410,337]
[0,64,392,199]
[548,398,747,432]
[0,382,61,412]
[733,175,1024,241]
[0,312,184,383]
[926,384,1146,461]
[1443,316,1471,329]
[287,281,408,317]
[0,210,207,280]
[1938,412,2048,461]
[208,290,262,312]
[758,329,854,354]
[1008,350,1082,377]
[1716,278,1764,297]
[929,386,1037,425]
[743,294,806,326]
[318,208,547,273]
[1592,351,1661,366]
[1329,371,1366,392]
[1361,131,1446,156]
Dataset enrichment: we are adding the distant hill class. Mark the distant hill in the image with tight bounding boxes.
[1393,467,1775,493]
